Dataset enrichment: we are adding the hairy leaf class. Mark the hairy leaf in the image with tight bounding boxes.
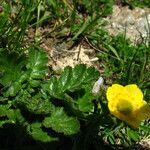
[43,107,80,135]
[15,92,55,115]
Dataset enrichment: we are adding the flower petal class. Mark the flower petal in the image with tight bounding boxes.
[125,84,143,102]
[106,84,124,102]
[106,84,150,128]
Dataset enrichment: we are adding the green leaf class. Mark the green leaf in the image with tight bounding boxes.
[26,47,49,80]
[68,64,87,89]
[42,64,100,98]
[57,66,72,92]
[127,128,139,142]
[5,82,22,97]
[72,17,90,40]
[12,109,25,124]
[0,50,26,86]
[0,103,11,117]
[44,76,59,98]
[107,44,121,61]
[16,93,55,115]
[77,86,94,113]
[43,107,80,135]
[1,47,49,96]
[108,134,115,145]
[4,73,29,97]
[27,122,58,142]
[0,104,24,127]
[0,120,13,127]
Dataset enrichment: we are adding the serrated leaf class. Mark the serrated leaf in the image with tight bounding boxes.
[0,50,26,86]
[82,66,100,83]
[26,47,49,80]
[0,104,23,126]
[45,76,59,98]
[0,120,14,127]
[16,93,55,115]
[43,107,80,135]
[0,104,11,117]
[5,82,22,97]
[12,109,25,124]
[77,87,94,113]
[58,66,72,92]
[42,64,100,98]
[27,122,58,142]
[68,64,86,89]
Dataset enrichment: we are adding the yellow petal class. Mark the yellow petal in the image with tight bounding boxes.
[134,101,150,121]
[124,102,150,128]
[109,104,150,128]
[125,84,143,102]
[110,110,140,128]
[106,84,124,102]
[106,84,150,128]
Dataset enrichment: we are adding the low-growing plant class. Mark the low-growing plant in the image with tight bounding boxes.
[0,1,39,51]
[0,45,150,149]
[38,0,114,41]
[0,0,150,150]
[94,33,150,86]
[0,46,99,149]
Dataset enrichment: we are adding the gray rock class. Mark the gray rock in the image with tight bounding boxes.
[105,5,150,44]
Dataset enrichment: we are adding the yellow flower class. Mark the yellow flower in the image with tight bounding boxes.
[106,84,150,128]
